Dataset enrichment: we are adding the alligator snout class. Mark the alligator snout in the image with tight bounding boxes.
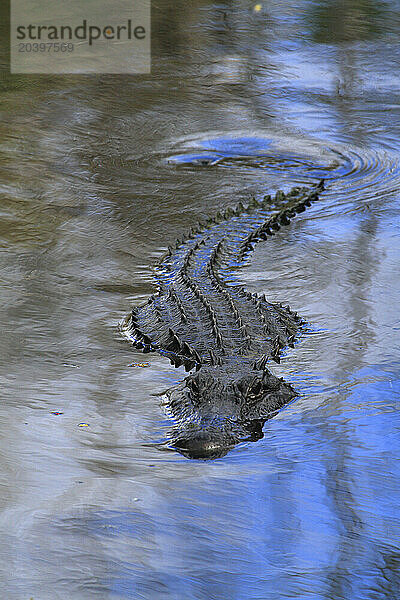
[171,427,236,459]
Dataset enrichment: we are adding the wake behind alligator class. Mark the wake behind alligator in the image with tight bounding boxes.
[121,180,325,459]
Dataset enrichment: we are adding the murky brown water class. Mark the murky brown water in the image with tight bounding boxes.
[1,1,400,598]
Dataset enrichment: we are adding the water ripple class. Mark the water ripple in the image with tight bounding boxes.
[165,131,400,206]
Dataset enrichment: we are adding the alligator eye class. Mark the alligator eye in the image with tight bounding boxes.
[249,380,262,396]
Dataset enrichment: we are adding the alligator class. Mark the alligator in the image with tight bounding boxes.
[121,179,325,459]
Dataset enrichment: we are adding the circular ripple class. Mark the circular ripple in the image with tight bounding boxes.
[321,144,400,203]
[165,130,400,207]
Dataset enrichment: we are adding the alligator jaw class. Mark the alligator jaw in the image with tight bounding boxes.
[170,417,268,460]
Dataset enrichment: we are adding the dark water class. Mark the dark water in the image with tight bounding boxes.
[1,1,400,598]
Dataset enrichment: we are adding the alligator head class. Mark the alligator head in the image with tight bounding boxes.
[165,362,296,459]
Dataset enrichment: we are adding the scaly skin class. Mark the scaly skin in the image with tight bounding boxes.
[121,180,325,458]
